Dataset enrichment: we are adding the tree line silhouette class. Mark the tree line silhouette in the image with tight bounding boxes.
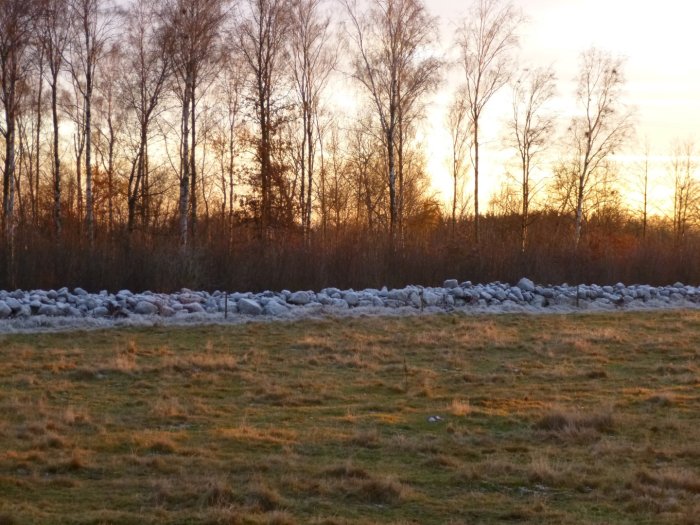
[0,0,698,292]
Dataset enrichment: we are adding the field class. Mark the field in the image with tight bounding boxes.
[0,311,699,524]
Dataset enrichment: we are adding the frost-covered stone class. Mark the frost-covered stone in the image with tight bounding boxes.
[343,291,360,307]
[264,301,289,316]
[0,301,11,318]
[38,304,60,317]
[422,290,440,306]
[2,279,700,330]
[516,278,535,292]
[443,279,459,289]
[160,306,176,317]
[238,298,263,316]
[387,289,408,303]
[288,291,312,305]
[134,301,159,315]
[184,302,205,313]
[5,297,22,312]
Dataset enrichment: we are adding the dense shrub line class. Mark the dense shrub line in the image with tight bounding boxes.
[1,211,697,293]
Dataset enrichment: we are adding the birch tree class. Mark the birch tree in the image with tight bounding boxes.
[0,0,36,239]
[165,0,226,248]
[121,0,173,234]
[238,0,290,232]
[289,0,335,236]
[38,0,71,237]
[670,139,697,244]
[446,88,470,236]
[569,48,632,248]
[511,66,555,251]
[456,0,521,243]
[67,0,113,243]
[343,0,440,241]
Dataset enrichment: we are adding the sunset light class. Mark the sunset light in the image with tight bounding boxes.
[3,2,700,523]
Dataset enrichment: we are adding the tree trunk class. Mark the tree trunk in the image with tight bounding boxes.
[189,77,197,246]
[473,119,480,244]
[179,74,191,249]
[521,157,528,253]
[52,80,61,237]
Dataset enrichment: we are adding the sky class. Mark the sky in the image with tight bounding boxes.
[421,0,700,212]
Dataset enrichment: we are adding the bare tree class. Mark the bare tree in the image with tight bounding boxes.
[94,43,123,236]
[456,0,522,243]
[634,137,652,239]
[38,0,71,237]
[569,48,632,248]
[0,0,36,241]
[67,0,113,243]
[121,0,173,234]
[289,0,335,237]
[165,0,226,248]
[511,66,555,251]
[238,0,291,233]
[446,87,470,236]
[343,0,441,241]
[211,49,244,238]
[670,139,697,244]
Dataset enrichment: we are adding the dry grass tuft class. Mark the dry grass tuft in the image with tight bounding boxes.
[646,392,676,407]
[636,468,700,493]
[246,483,283,512]
[265,510,297,525]
[348,428,380,448]
[534,408,614,435]
[450,398,471,417]
[201,478,239,507]
[0,514,17,525]
[151,396,189,419]
[353,476,407,504]
[323,463,370,480]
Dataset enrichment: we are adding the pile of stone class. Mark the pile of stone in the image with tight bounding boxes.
[0,278,698,321]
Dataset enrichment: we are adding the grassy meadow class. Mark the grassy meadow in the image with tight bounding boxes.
[0,311,699,524]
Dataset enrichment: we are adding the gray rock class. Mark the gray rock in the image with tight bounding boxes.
[422,290,440,306]
[480,291,493,301]
[443,279,459,289]
[288,291,312,305]
[183,302,205,313]
[238,298,263,316]
[387,289,408,303]
[160,306,176,317]
[264,301,290,316]
[38,304,60,317]
[74,287,88,296]
[18,305,31,318]
[316,293,332,305]
[371,296,385,307]
[0,301,12,318]
[134,301,159,315]
[331,298,349,309]
[343,291,360,307]
[516,277,535,292]
[409,291,422,308]
[5,297,22,312]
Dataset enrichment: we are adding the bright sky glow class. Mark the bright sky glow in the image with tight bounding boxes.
[421,0,700,214]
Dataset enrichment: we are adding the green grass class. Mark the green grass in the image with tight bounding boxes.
[0,310,699,524]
